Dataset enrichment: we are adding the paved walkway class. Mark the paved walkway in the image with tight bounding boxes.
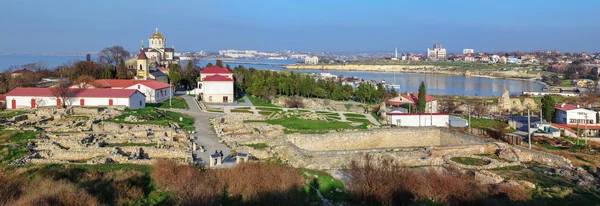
[170,95,235,168]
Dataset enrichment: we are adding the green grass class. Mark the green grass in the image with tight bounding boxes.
[343,113,366,118]
[146,97,189,109]
[241,143,268,150]
[316,111,336,115]
[71,115,90,120]
[450,157,491,166]
[256,107,283,111]
[346,117,369,123]
[247,95,278,107]
[206,108,224,113]
[187,94,196,97]
[491,162,600,205]
[106,107,195,131]
[301,169,350,202]
[469,117,515,132]
[560,79,573,87]
[258,111,274,116]
[231,108,253,113]
[0,128,40,167]
[344,104,352,110]
[0,110,27,119]
[266,117,353,134]
[103,142,158,147]
[236,97,246,103]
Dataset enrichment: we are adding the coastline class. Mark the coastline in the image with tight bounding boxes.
[285,64,545,88]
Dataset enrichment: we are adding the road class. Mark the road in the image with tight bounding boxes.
[169,94,234,167]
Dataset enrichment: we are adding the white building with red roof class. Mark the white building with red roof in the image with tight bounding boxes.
[385,92,438,113]
[195,66,234,103]
[5,87,146,109]
[90,79,172,103]
[553,103,597,124]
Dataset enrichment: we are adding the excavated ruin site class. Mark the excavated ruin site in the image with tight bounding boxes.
[215,113,573,170]
[3,107,193,165]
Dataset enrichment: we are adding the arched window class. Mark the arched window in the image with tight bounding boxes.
[139,64,142,70]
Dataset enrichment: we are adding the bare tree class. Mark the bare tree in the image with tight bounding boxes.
[438,99,459,114]
[473,103,486,118]
[51,80,73,108]
[71,75,96,88]
[99,45,130,68]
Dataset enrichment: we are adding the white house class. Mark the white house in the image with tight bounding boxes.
[304,56,319,65]
[195,66,234,103]
[553,103,596,124]
[91,79,172,103]
[385,92,438,113]
[5,87,146,109]
[388,113,449,127]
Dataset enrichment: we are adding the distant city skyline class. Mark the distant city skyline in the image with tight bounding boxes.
[1,0,599,53]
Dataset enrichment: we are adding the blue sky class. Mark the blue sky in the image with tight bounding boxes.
[0,0,598,53]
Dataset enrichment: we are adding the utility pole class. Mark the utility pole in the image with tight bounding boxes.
[528,108,531,149]
[540,105,543,123]
[584,113,588,145]
[430,102,433,126]
[468,104,472,133]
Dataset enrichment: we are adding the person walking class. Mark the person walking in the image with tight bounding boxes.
[219,150,224,161]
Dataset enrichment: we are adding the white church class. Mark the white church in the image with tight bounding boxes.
[134,28,179,82]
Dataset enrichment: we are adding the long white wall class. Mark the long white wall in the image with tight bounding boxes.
[6,92,145,109]
[388,114,449,127]
[126,84,171,103]
[203,81,233,95]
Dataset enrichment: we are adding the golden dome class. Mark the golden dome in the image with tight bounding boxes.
[150,28,164,39]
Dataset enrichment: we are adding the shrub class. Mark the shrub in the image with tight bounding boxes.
[15,179,99,206]
[151,159,307,205]
[346,155,483,205]
[285,96,304,108]
[487,183,531,201]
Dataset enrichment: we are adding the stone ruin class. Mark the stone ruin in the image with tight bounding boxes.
[4,107,194,165]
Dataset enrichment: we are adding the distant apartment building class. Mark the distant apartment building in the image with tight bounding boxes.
[427,43,447,60]
[463,48,474,54]
[218,50,258,58]
[305,56,319,65]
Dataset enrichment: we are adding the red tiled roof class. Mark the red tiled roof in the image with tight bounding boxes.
[137,81,171,89]
[0,94,5,101]
[203,74,233,82]
[201,66,232,74]
[5,87,140,98]
[92,79,171,90]
[387,93,435,104]
[157,67,169,71]
[550,123,577,134]
[387,113,448,116]
[555,103,580,111]
[137,48,148,60]
[12,70,25,74]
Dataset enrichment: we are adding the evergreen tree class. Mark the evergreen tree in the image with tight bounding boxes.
[541,95,556,122]
[216,59,224,68]
[417,81,426,113]
[116,59,128,79]
[168,67,182,90]
[100,66,113,79]
[205,62,214,68]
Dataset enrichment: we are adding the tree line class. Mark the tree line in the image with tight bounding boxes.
[231,66,397,103]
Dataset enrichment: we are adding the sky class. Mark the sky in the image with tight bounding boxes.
[0,0,598,53]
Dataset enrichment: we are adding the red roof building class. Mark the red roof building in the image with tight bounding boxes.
[203,74,233,82]
[92,79,170,90]
[91,79,172,103]
[385,92,438,113]
[554,103,580,111]
[137,48,148,60]
[5,87,140,98]
[4,87,147,109]
[201,66,232,74]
